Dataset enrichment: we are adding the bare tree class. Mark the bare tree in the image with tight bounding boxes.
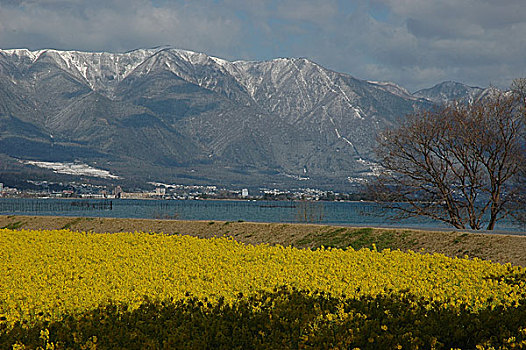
[296,200,325,223]
[370,89,525,230]
[511,78,526,223]
[511,77,526,104]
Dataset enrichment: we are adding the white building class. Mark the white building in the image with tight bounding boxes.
[241,188,249,198]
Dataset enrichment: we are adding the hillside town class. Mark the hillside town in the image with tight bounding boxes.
[0,180,365,202]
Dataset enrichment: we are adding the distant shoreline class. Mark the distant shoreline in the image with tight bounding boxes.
[1,197,523,234]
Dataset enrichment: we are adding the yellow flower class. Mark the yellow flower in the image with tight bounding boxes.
[0,228,524,328]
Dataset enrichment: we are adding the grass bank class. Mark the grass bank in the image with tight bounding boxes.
[1,215,525,266]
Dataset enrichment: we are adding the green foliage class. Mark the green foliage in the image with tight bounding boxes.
[1,221,24,230]
[453,233,470,244]
[297,228,348,248]
[297,227,395,251]
[61,218,84,230]
[2,287,525,349]
[349,229,395,251]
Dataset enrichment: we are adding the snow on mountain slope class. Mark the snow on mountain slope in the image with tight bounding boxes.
[1,47,372,111]
[0,46,474,189]
[368,80,418,100]
[0,47,423,116]
[413,81,486,104]
[2,48,158,91]
[21,160,120,179]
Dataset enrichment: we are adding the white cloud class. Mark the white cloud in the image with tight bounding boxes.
[275,0,338,24]
[0,0,525,91]
[0,0,243,55]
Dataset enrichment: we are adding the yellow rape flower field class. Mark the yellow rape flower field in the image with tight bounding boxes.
[1,228,526,349]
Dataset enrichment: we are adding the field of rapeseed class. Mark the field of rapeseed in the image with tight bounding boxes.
[1,228,526,349]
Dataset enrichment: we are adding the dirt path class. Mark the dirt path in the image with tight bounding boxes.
[1,215,525,266]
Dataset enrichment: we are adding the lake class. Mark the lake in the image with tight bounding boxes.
[0,198,524,234]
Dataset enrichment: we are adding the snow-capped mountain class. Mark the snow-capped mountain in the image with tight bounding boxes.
[413,81,486,104]
[0,47,473,189]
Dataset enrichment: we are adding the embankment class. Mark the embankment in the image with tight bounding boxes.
[1,215,524,266]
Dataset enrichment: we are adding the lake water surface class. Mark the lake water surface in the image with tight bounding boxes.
[0,198,523,234]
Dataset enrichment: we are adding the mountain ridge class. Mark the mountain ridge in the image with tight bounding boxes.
[0,47,486,190]
[413,80,486,104]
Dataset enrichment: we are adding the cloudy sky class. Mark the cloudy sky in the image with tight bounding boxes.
[0,0,525,91]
